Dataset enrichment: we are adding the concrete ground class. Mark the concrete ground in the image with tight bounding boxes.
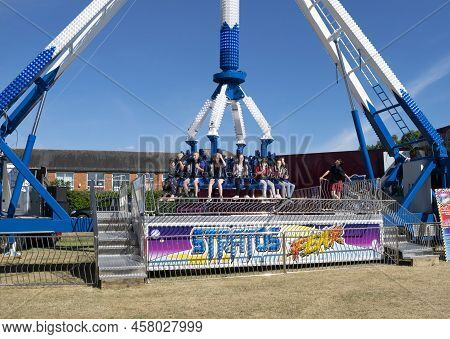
[1,263,449,319]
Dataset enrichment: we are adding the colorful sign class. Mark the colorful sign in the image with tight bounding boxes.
[147,224,382,270]
[435,189,450,227]
[436,189,450,261]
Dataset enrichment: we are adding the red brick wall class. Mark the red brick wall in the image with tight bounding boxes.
[47,172,56,182]
[74,172,87,191]
[153,173,163,191]
[130,173,137,183]
[47,171,164,191]
[104,173,112,191]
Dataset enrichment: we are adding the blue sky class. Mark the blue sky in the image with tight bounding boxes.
[0,0,449,155]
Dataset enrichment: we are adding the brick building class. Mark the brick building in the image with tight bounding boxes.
[14,149,175,191]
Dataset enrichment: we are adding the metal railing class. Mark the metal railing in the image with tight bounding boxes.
[145,225,398,279]
[402,223,445,257]
[156,197,388,216]
[131,175,148,270]
[0,233,96,286]
[293,179,383,200]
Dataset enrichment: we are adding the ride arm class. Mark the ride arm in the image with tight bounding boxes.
[296,0,400,159]
[187,99,213,141]
[231,100,246,145]
[0,0,127,138]
[322,0,447,159]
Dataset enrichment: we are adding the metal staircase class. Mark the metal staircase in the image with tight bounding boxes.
[97,211,146,282]
[383,226,439,262]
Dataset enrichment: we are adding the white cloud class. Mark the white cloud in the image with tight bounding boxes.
[312,117,378,152]
[408,54,450,96]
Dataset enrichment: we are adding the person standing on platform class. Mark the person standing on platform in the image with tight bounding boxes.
[320,159,351,199]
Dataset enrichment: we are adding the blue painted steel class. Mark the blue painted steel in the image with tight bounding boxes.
[0,158,4,213]
[351,109,374,180]
[261,139,273,158]
[236,144,246,154]
[220,23,240,71]
[396,90,447,159]
[186,140,198,153]
[443,161,448,189]
[0,47,55,112]
[0,138,71,223]
[213,70,247,85]
[7,134,36,218]
[402,161,436,209]
[363,102,400,160]
[208,135,219,155]
[383,162,403,188]
[1,70,58,138]
[0,218,73,233]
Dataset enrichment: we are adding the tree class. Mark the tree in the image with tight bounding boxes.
[366,131,421,150]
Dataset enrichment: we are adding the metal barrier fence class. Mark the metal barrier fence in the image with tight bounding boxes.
[156,197,390,216]
[146,225,396,279]
[0,233,96,286]
[132,175,147,263]
[293,179,383,200]
[95,184,129,213]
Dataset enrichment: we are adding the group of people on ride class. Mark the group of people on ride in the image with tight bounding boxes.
[164,150,295,200]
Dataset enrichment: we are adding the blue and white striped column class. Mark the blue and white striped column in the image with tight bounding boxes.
[220,0,240,71]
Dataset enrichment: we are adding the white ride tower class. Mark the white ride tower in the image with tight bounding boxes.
[186,0,273,156]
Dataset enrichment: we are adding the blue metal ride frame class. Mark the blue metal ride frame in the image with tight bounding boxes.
[0,139,71,220]
[351,109,374,180]
[0,68,72,232]
[365,89,449,211]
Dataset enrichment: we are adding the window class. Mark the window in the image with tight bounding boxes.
[113,173,130,191]
[56,172,74,189]
[88,172,105,189]
[144,173,154,184]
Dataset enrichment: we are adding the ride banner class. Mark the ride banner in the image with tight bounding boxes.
[435,189,450,227]
[436,189,450,261]
[147,224,382,270]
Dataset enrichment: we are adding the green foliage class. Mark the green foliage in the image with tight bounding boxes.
[49,178,163,213]
[146,190,163,211]
[67,190,90,211]
[366,130,421,150]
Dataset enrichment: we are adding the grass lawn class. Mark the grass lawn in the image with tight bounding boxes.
[1,262,449,319]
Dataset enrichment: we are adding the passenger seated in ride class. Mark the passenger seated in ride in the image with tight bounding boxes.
[163,158,178,198]
[271,158,284,199]
[183,152,204,198]
[232,153,250,199]
[175,152,186,196]
[255,158,276,198]
[281,157,295,198]
[208,152,226,201]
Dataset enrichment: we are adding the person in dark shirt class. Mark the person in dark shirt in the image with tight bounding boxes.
[174,152,186,196]
[320,159,351,199]
[208,153,227,201]
[163,159,178,198]
[183,152,204,198]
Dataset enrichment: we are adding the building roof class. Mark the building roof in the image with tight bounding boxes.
[13,149,177,173]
